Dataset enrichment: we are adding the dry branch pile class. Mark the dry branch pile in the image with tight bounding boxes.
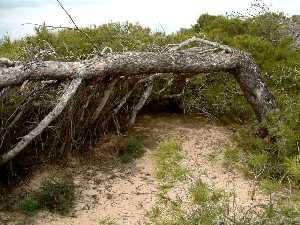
[0,38,277,172]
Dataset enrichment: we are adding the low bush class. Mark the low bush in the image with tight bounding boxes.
[37,176,75,214]
[18,175,75,215]
[148,179,300,225]
[234,111,300,185]
[118,136,144,163]
[154,139,187,184]
[18,194,41,215]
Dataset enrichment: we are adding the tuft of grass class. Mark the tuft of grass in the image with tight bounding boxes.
[285,155,300,183]
[18,194,41,215]
[18,175,75,215]
[149,178,300,225]
[191,180,225,205]
[191,180,210,204]
[119,136,144,163]
[223,147,241,168]
[99,217,118,225]
[260,179,281,195]
[37,176,75,214]
[154,139,187,184]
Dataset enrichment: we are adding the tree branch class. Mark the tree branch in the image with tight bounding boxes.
[0,78,82,165]
[90,78,119,124]
[128,81,154,126]
[0,38,277,120]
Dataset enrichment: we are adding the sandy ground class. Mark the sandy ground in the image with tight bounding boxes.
[0,113,266,225]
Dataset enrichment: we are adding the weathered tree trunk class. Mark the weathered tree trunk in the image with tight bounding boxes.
[233,52,278,120]
[0,51,276,117]
[0,38,278,165]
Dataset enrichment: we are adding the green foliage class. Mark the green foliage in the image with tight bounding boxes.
[119,136,144,163]
[223,147,241,168]
[99,218,118,225]
[18,194,41,215]
[184,72,254,123]
[187,12,300,125]
[37,176,75,214]
[0,22,168,61]
[285,156,300,183]
[18,176,75,215]
[191,180,210,204]
[260,179,281,195]
[234,111,300,184]
[154,139,187,185]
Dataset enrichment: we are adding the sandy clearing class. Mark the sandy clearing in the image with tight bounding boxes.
[1,113,266,225]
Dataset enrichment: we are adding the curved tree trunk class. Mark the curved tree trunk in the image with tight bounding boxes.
[0,38,278,165]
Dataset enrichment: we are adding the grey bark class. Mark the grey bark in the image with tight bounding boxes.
[0,49,238,88]
[0,39,277,122]
[90,78,118,124]
[0,78,82,165]
[0,38,279,166]
[128,82,154,126]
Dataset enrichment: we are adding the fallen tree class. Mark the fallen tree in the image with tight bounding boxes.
[0,37,277,166]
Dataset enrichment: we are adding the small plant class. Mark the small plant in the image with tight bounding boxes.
[119,136,144,163]
[234,111,300,184]
[99,217,118,225]
[223,147,241,168]
[191,180,210,204]
[191,180,225,205]
[154,139,187,184]
[37,176,75,214]
[285,155,300,183]
[17,175,75,215]
[18,194,41,215]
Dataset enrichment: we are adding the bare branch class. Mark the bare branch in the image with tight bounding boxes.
[0,48,239,88]
[90,78,119,124]
[0,78,82,165]
[128,81,154,126]
[22,23,75,30]
[0,38,277,120]
[55,0,100,51]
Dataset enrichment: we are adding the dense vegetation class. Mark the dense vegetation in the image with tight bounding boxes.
[189,13,300,185]
[0,9,299,187]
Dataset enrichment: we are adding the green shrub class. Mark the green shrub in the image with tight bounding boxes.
[191,180,210,204]
[36,176,75,214]
[234,111,300,184]
[18,194,41,215]
[154,139,187,184]
[223,147,241,168]
[184,73,253,123]
[187,11,300,127]
[17,176,75,215]
[119,136,144,163]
